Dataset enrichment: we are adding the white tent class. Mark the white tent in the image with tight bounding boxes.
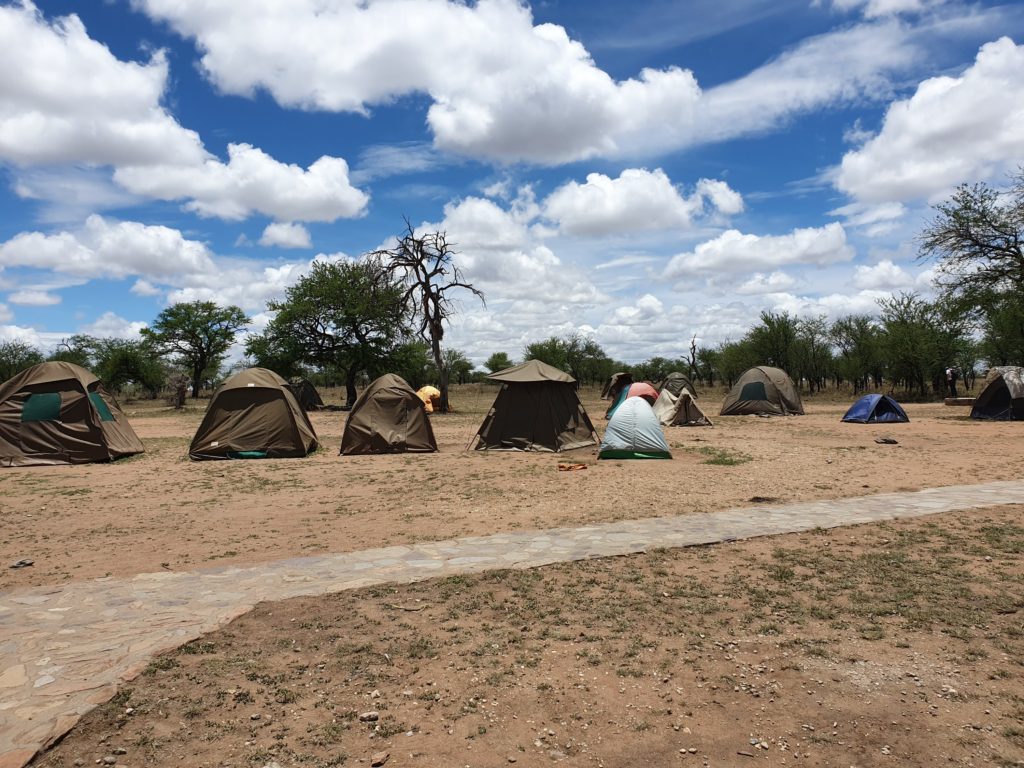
[652,387,712,427]
[598,397,672,460]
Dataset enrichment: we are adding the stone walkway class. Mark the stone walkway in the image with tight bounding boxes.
[3,479,1024,768]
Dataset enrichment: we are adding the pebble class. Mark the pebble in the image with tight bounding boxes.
[371,750,389,766]
[360,711,380,722]
[100,757,117,766]
[113,748,127,755]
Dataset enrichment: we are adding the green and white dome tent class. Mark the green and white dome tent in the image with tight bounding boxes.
[598,396,672,460]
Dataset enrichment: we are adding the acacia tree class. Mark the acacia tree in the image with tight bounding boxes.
[920,171,1024,367]
[485,352,513,373]
[141,301,250,397]
[376,222,484,413]
[0,340,43,380]
[262,258,408,405]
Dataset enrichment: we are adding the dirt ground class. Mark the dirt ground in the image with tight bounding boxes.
[0,384,1019,591]
[5,383,1024,767]
[30,505,1024,768]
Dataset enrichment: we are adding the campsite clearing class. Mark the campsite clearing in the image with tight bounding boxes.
[1,384,1020,592]
[28,504,1024,768]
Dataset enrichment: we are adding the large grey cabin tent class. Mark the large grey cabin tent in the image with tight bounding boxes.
[598,397,672,459]
[720,366,804,416]
[190,368,318,460]
[0,361,144,467]
[653,386,711,426]
[473,360,599,452]
[971,366,1024,420]
[340,374,438,454]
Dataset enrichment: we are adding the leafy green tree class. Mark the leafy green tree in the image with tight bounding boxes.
[243,330,307,380]
[523,337,569,373]
[830,315,883,393]
[746,311,800,375]
[484,351,513,373]
[0,340,44,380]
[376,223,484,413]
[693,346,721,387]
[264,258,408,405]
[386,340,433,388]
[95,340,166,396]
[523,333,613,385]
[49,335,94,368]
[978,292,1024,367]
[920,171,1024,369]
[716,339,758,387]
[919,171,1024,310]
[443,348,474,385]
[794,315,832,393]
[878,293,972,396]
[141,301,250,397]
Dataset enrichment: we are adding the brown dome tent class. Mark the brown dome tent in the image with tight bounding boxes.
[189,368,318,460]
[472,360,599,452]
[971,366,1024,420]
[0,361,144,467]
[658,371,697,398]
[720,366,804,416]
[286,377,324,411]
[340,374,438,455]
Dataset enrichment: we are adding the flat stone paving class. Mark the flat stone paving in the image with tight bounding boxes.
[2,479,1024,768]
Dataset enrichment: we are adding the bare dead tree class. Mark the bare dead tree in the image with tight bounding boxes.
[376,220,485,413]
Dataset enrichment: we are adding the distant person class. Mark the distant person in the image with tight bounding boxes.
[946,366,958,398]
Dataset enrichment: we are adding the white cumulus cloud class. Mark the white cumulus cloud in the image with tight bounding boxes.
[736,271,797,295]
[664,223,855,279]
[542,169,741,236]
[131,0,927,164]
[852,259,916,289]
[836,37,1024,205]
[0,2,205,167]
[80,311,147,339]
[0,215,216,280]
[115,144,368,222]
[259,222,312,249]
[8,289,60,306]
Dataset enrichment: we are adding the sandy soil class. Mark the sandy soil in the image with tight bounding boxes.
[29,505,1024,768]
[1,384,1019,591]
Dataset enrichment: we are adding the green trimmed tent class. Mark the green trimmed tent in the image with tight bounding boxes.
[190,368,318,460]
[720,366,804,416]
[0,361,144,467]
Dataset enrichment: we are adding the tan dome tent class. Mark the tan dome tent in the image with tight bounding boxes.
[189,368,318,460]
[971,366,1024,420]
[0,361,144,467]
[473,360,599,452]
[720,366,804,416]
[653,386,712,426]
[286,377,324,411]
[341,374,438,455]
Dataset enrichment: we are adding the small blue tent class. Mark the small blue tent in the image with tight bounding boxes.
[841,394,909,423]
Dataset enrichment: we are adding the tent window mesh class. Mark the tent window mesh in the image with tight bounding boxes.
[22,392,61,422]
[738,382,768,402]
[89,392,115,422]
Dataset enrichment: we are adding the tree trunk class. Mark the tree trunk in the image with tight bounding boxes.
[191,362,203,398]
[431,332,449,413]
[345,367,358,407]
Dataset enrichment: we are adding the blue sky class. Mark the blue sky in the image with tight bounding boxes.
[1,0,1022,366]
